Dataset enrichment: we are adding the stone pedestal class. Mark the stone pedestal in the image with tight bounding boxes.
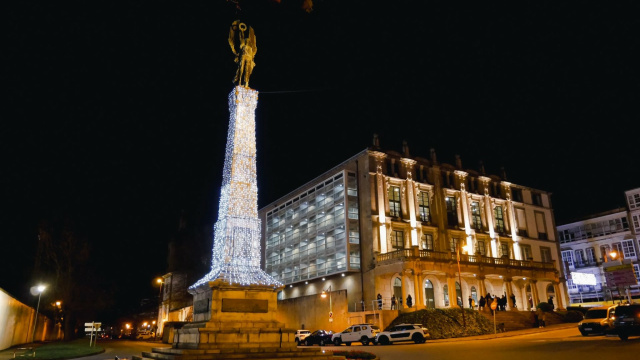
[134,280,334,360]
[174,280,296,350]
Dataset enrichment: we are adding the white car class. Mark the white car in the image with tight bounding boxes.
[375,323,429,345]
[331,324,380,346]
[295,329,311,345]
[136,330,155,340]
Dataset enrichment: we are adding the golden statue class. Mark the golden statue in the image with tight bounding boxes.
[228,20,257,88]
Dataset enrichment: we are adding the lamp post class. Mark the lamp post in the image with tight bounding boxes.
[156,278,164,339]
[321,285,333,326]
[31,285,46,343]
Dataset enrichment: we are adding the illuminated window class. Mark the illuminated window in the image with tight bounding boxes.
[392,230,404,249]
[471,201,482,230]
[475,240,486,256]
[421,233,433,250]
[449,237,460,253]
[417,191,431,222]
[445,196,457,227]
[388,186,401,217]
[494,206,505,234]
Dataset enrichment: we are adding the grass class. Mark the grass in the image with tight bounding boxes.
[20,338,104,360]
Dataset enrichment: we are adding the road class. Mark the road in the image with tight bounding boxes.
[322,327,640,360]
[71,340,170,360]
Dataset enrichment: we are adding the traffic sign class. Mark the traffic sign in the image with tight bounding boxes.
[490,299,497,310]
[329,311,333,318]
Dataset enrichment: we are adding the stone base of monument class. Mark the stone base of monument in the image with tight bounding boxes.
[133,280,334,360]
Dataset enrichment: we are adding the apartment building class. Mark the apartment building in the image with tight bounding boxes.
[557,187,640,304]
[259,141,568,315]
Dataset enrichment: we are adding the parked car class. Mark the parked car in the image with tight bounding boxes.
[302,329,333,346]
[331,324,380,346]
[375,323,429,345]
[577,305,616,336]
[611,304,640,340]
[294,329,311,345]
[136,330,155,340]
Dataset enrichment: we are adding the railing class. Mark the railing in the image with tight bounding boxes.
[377,249,556,271]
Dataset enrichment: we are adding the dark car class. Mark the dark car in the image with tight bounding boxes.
[302,329,334,346]
[611,304,640,340]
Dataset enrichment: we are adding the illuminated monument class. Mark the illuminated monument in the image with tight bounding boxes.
[136,21,332,359]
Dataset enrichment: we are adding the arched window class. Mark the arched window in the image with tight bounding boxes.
[443,285,449,307]
[455,282,462,307]
[424,280,435,309]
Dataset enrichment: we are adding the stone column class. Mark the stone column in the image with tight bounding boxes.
[530,279,540,306]
[414,271,423,309]
[504,278,514,310]
[447,274,458,308]
[553,282,565,310]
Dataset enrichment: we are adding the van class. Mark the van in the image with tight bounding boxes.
[577,305,616,336]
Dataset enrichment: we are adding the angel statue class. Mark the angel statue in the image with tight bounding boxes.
[228,20,257,88]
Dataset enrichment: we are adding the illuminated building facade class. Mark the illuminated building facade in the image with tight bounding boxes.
[260,140,569,313]
[558,187,640,303]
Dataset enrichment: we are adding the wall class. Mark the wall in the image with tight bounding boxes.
[0,288,59,351]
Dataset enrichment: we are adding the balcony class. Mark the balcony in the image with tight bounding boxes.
[376,249,556,272]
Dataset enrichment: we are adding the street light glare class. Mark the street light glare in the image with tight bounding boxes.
[37,285,46,292]
[320,291,327,299]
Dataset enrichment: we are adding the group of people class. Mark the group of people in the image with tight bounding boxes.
[378,293,414,310]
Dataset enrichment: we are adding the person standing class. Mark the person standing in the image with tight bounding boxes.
[377,293,382,310]
[510,293,516,309]
[528,295,533,310]
[479,296,486,311]
[468,295,473,309]
[391,295,397,310]
[548,296,554,310]
[406,294,413,308]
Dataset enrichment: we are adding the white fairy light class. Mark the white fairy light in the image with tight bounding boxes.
[191,86,282,289]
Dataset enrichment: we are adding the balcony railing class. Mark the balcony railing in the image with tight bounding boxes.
[376,249,556,271]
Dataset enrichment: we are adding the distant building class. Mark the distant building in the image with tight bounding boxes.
[259,138,568,318]
[557,187,640,304]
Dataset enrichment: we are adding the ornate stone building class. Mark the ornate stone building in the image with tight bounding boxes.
[259,140,568,328]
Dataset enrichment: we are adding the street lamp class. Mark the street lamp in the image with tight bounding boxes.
[31,285,46,343]
[156,278,164,298]
[320,285,333,324]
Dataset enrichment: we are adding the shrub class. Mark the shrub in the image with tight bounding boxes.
[536,302,553,312]
[387,308,494,339]
[564,310,584,323]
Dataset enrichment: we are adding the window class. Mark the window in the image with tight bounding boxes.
[347,172,357,196]
[446,196,458,227]
[499,242,509,258]
[494,206,505,234]
[531,192,542,206]
[634,264,640,282]
[628,193,640,209]
[612,242,623,256]
[540,247,552,263]
[450,237,460,253]
[392,230,404,249]
[471,201,482,230]
[586,247,596,264]
[348,223,359,244]
[475,240,486,256]
[622,239,636,258]
[512,188,523,202]
[349,249,360,269]
[516,208,528,237]
[520,244,532,260]
[421,233,433,250]
[562,250,574,268]
[574,249,585,266]
[535,211,547,240]
[417,191,431,222]
[388,186,401,218]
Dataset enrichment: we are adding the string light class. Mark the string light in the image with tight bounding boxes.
[190,86,282,289]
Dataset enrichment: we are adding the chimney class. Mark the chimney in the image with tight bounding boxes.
[373,133,380,148]
[430,148,438,165]
[455,155,462,169]
[402,140,410,157]
[479,161,486,175]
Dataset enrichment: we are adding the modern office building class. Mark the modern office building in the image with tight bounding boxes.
[557,187,640,304]
[259,139,569,316]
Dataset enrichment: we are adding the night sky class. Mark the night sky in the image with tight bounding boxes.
[3,1,639,322]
